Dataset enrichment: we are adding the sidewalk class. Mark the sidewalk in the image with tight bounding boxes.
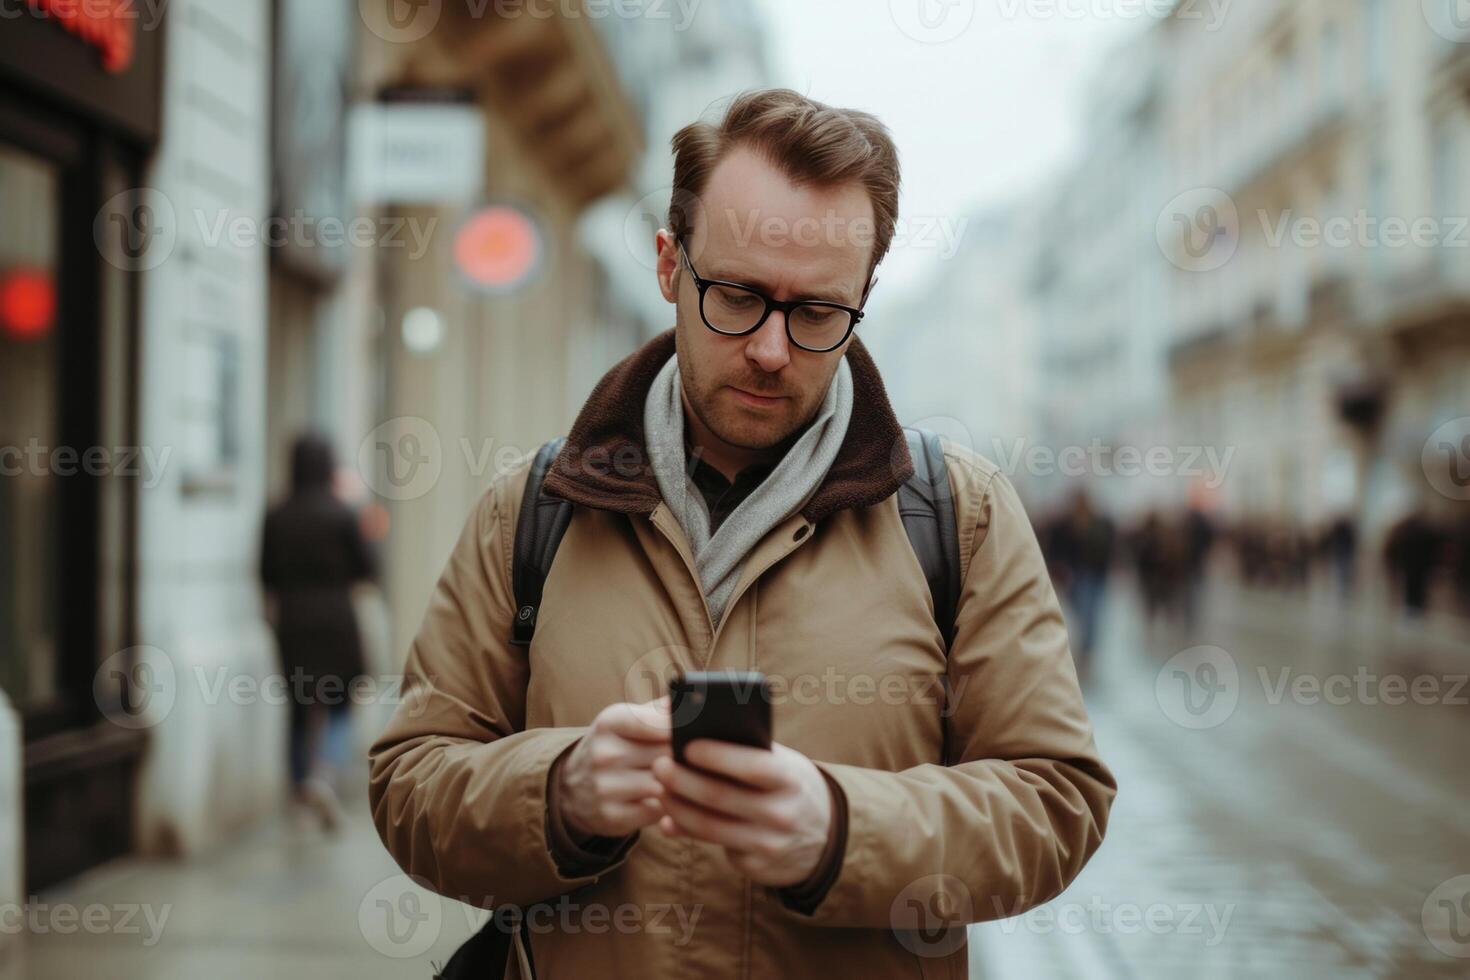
[1208,577,1470,674]
[2,792,480,980]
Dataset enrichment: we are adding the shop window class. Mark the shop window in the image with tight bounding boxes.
[0,143,59,716]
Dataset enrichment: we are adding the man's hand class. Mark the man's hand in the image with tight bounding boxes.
[557,697,672,840]
[652,740,833,888]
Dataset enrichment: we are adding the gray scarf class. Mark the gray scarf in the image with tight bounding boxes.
[643,352,854,630]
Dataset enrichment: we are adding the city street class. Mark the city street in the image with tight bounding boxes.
[975,581,1470,978]
[4,1,1468,977]
[8,582,1468,978]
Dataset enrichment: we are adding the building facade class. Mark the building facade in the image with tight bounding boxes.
[0,0,662,905]
[1029,26,1171,520]
[865,205,1043,503]
[576,1,773,341]
[0,0,171,897]
[1158,0,1470,554]
[349,0,652,671]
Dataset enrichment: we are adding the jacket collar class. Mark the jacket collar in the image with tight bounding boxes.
[542,327,914,524]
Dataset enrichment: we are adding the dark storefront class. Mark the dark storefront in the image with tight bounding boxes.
[0,1,164,890]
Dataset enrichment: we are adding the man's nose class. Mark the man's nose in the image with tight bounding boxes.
[745,309,792,372]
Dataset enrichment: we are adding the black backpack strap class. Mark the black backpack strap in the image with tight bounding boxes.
[510,437,574,647]
[897,426,962,651]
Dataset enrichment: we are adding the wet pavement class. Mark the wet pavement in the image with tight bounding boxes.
[5,581,1469,978]
[0,788,484,980]
[973,580,1470,978]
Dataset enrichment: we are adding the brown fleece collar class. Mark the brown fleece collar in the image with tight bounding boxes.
[541,328,915,525]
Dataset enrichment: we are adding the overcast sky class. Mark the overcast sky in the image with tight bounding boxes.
[754,0,1153,293]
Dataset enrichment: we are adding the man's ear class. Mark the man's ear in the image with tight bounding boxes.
[656,230,680,303]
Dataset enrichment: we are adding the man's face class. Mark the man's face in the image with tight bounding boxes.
[656,146,875,457]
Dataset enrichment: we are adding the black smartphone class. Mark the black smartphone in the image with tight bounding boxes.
[668,670,772,767]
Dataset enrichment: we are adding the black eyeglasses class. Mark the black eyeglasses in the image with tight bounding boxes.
[677,239,873,353]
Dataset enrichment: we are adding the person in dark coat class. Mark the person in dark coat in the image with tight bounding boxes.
[1322,516,1358,599]
[1454,516,1470,618]
[1046,490,1114,679]
[1180,505,1215,631]
[1132,511,1173,624]
[260,433,377,829]
[1384,507,1441,617]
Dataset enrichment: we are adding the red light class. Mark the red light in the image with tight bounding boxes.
[0,269,56,341]
[454,206,542,292]
[30,0,136,74]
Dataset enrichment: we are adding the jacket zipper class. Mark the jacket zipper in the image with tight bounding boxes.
[648,505,816,980]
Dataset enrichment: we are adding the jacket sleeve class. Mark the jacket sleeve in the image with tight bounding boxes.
[779,460,1117,928]
[367,475,639,909]
[772,769,848,913]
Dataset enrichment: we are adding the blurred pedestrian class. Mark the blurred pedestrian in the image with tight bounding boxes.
[1180,505,1215,631]
[1453,516,1470,618]
[1048,490,1114,677]
[1321,516,1357,599]
[260,433,377,831]
[1133,511,1177,626]
[1384,506,1440,617]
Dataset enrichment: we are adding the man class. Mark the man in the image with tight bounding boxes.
[369,88,1115,979]
[1045,489,1114,678]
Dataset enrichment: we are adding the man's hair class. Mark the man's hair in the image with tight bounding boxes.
[668,88,901,285]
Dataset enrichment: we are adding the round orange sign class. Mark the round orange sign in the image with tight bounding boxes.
[454,204,543,293]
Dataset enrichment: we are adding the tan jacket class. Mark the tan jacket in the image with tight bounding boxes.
[368,329,1116,979]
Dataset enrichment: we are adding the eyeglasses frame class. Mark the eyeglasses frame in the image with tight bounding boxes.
[675,237,875,353]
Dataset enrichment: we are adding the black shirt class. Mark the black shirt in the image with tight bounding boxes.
[688,452,777,535]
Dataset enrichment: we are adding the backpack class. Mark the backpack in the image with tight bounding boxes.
[434,425,961,980]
